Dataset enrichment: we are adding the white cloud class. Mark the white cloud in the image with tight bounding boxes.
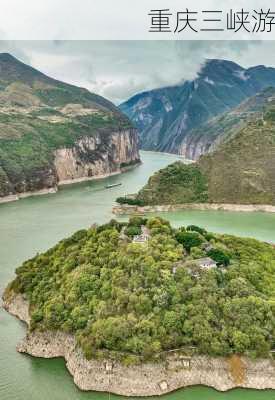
[0,0,273,40]
[0,41,275,104]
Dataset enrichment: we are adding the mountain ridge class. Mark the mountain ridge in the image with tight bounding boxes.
[120,59,275,159]
[117,88,275,207]
[0,53,140,200]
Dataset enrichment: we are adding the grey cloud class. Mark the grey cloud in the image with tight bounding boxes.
[0,41,273,104]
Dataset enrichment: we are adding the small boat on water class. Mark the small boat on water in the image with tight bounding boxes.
[105,183,122,189]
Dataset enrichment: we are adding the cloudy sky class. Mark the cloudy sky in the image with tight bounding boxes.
[2,41,275,104]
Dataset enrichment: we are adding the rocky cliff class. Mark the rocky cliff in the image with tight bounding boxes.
[0,53,140,202]
[54,129,139,184]
[120,59,275,159]
[3,293,275,396]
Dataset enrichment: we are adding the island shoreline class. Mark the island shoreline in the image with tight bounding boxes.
[3,292,275,396]
[112,203,275,215]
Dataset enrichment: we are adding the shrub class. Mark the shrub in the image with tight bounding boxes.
[186,225,207,235]
[116,197,145,206]
[128,216,147,227]
[175,231,203,252]
[207,248,230,266]
[125,225,142,238]
[204,232,215,241]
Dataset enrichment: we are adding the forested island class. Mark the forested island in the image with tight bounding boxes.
[3,217,275,394]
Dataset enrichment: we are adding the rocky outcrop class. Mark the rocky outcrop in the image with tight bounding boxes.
[0,53,140,204]
[0,128,140,204]
[54,129,140,185]
[2,292,30,324]
[3,292,275,396]
[113,203,275,215]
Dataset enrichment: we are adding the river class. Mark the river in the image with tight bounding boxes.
[1,150,275,400]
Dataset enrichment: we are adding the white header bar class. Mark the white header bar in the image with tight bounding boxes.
[0,0,275,39]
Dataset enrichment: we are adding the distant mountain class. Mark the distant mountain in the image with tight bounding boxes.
[123,88,275,206]
[184,86,275,159]
[120,59,275,159]
[0,53,140,200]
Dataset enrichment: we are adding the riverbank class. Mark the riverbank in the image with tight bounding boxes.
[0,162,141,206]
[2,150,275,400]
[3,292,275,396]
[0,187,58,205]
[113,203,275,215]
[140,150,193,162]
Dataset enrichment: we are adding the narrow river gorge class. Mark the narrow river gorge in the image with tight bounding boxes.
[1,151,275,400]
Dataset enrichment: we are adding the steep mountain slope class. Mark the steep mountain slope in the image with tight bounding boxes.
[120,89,275,206]
[185,87,275,159]
[198,113,275,205]
[120,59,275,159]
[0,54,140,200]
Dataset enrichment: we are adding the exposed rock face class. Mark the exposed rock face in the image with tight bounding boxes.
[54,129,140,184]
[3,293,275,396]
[0,128,140,202]
[2,293,30,324]
[120,59,275,159]
[0,166,57,199]
[0,53,140,202]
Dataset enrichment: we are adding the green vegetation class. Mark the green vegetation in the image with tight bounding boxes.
[197,108,275,205]
[124,225,141,238]
[0,53,134,197]
[118,90,275,208]
[117,162,208,206]
[6,217,275,361]
[0,110,131,197]
[186,225,207,235]
[175,230,203,252]
[207,248,231,267]
[196,92,275,205]
[116,197,145,206]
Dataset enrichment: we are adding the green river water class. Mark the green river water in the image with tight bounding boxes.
[1,151,275,400]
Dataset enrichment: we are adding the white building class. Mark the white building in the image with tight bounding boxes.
[194,257,217,270]
[132,225,150,244]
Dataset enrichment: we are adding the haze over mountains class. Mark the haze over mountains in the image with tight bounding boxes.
[120,59,275,159]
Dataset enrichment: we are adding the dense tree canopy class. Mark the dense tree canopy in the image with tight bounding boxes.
[116,162,209,206]
[175,231,204,252]
[7,217,275,361]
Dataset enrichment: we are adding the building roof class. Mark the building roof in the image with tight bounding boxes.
[132,225,150,243]
[132,234,149,243]
[194,257,217,267]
